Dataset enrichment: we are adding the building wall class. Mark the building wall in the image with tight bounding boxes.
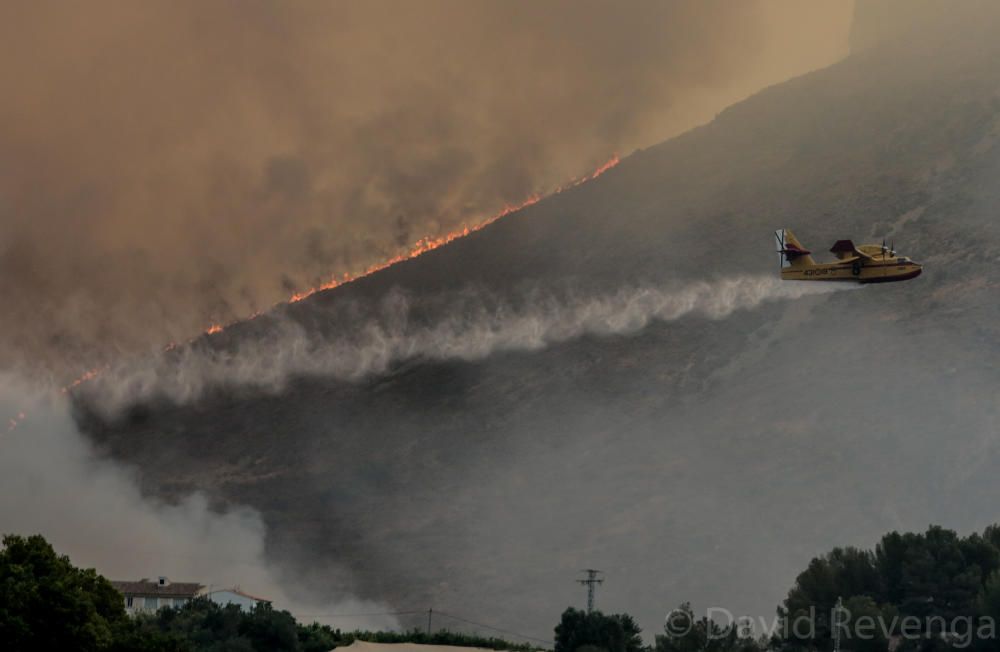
[123,595,192,614]
[119,589,263,614]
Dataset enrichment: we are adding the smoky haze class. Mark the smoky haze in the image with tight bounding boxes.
[0,374,400,630]
[7,0,1000,643]
[60,0,1000,638]
[0,1,851,378]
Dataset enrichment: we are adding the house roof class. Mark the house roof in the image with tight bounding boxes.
[111,579,203,598]
[207,587,272,603]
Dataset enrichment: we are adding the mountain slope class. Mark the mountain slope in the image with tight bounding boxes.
[81,4,1000,639]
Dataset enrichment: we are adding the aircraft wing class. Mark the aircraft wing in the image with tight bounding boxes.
[829,239,874,261]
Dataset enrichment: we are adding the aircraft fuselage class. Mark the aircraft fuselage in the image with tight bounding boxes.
[781,257,922,283]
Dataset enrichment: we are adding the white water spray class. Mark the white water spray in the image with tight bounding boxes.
[82,276,847,413]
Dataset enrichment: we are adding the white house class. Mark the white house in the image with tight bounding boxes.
[204,587,272,612]
[111,576,203,614]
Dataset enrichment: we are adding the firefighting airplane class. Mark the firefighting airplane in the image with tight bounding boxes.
[775,228,922,283]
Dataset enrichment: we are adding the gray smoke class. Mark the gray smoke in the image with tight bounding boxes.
[80,276,850,414]
[0,373,398,629]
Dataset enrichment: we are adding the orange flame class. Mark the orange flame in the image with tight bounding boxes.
[60,366,106,394]
[588,155,620,179]
[49,153,620,399]
[283,154,618,307]
[287,193,543,304]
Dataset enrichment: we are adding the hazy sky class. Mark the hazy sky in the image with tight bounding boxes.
[0,1,852,378]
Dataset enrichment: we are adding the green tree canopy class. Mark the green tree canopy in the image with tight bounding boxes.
[778,525,1000,652]
[655,602,763,652]
[0,533,127,652]
[554,607,642,652]
[875,526,995,619]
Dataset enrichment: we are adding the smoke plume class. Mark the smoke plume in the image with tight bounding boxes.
[79,276,849,414]
[0,1,852,377]
[0,373,397,629]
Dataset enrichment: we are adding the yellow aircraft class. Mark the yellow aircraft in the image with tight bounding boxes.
[775,229,922,283]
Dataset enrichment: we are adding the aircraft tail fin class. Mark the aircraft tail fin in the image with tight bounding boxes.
[775,229,816,268]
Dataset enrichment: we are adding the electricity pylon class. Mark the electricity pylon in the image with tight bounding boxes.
[577,569,604,613]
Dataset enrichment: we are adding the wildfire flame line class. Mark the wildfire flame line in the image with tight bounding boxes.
[283,153,620,305]
[44,154,620,402]
[61,367,107,394]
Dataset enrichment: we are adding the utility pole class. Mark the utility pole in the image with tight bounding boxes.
[427,608,433,635]
[577,569,604,614]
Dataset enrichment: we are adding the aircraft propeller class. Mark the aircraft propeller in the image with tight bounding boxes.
[882,237,896,259]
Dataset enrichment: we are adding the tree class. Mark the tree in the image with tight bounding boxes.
[779,524,1000,652]
[838,595,896,652]
[554,607,643,652]
[876,526,989,620]
[239,603,300,651]
[782,547,882,624]
[129,598,299,652]
[656,603,763,652]
[0,533,127,652]
[297,622,340,652]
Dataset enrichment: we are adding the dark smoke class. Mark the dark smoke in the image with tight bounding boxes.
[0,1,851,378]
